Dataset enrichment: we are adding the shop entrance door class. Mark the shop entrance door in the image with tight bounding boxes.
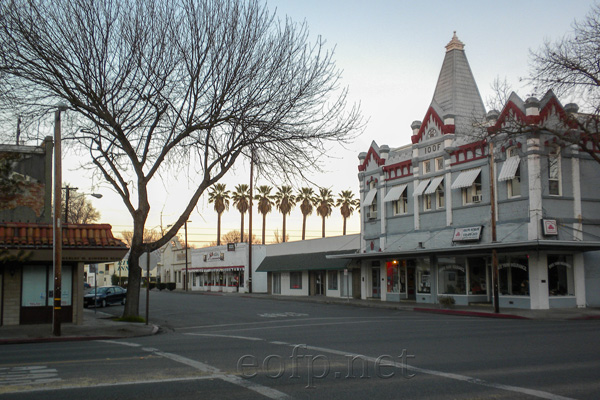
[372,268,381,298]
[273,273,281,294]
[407,266,416,300]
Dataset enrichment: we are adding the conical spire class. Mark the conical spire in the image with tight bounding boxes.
[430,32,486,134]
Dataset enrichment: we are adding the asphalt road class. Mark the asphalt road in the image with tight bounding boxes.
[1,290,599,399]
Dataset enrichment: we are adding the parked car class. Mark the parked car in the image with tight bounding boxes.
[83,286,127,308]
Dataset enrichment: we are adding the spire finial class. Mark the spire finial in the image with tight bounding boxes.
[445,31,465,52]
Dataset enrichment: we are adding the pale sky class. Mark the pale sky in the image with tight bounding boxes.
[60,0,594,246]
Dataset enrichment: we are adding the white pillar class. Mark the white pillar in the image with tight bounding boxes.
[571,146,583,240]
[445,159,453,226]
[527,138,542,240]
[528,252,549,309]
[574,253,586,307]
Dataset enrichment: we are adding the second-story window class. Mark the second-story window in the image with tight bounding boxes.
[423,160,431,174]
[393,191,408,215]
[548,145,561,196]
[463,174,482,205]
[436,184,445,208]
[435,157,444,171]
[506,147,521,198]
[424,193,433,211]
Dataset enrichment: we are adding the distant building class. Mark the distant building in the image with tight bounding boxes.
[334,34,600,309]
[0,137,127,325]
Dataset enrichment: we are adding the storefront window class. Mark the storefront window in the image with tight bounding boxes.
[416,259,431,294]
[468,258,486,295]
[386,261,400,293]
[499,256,529,295]
[438,257,466,294]
[22,265,72,307]
[290,272,302,289]
[328,270,338,290]
[548,255,574,296]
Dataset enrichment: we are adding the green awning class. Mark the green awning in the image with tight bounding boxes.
[257,250,355,272]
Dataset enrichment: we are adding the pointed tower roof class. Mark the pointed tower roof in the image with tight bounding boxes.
[430,32,486,134]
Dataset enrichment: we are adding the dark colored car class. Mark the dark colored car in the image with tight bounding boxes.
[83,286,127,308]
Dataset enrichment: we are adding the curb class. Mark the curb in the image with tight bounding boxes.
[413,307,530,319]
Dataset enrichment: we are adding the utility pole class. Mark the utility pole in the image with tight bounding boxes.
[248,150,254,293]
[53,104,67,336]
[489,141,500,314]
[185,220,190,291]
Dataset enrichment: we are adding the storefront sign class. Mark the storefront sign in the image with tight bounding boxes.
[205,251,224,262]
[543,219,558,236]
[452,226,483,242]
[227,243,236,251]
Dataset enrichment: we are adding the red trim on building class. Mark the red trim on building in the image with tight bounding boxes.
[449,140,487,166]
[358,146,384,172]
[383,160,413,181]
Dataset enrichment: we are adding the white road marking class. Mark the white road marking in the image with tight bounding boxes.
[197,333,577,400]
[103,340,291,399]
[0,366,60,386]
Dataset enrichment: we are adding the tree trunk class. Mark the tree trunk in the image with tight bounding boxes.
[217,213,222,246]
[123,245,143,317]
[343,217,347,235]
[240,212,245,243]
[302,214,307,240]
[321,216,326,238]
[282,214,287,243]
[262,213,266,244]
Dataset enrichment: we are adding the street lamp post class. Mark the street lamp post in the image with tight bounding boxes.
[185,220,191,291]
[63,186,103,224]
[53,103,67,337]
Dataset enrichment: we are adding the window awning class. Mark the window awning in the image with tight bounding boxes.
[498,157,520,181]
[451,168,481,189]
[413,179,430,197]
[383,184,408,202]
[362,188,377,208]
[424,176,444,195]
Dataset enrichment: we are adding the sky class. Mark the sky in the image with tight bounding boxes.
[57,0,594,247]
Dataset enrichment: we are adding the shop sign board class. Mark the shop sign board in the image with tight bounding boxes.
[543,219,558,236]
[452,226,483,242]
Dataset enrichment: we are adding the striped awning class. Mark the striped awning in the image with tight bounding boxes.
[362,188,377,208]
[383,184,408,202]
[498,157,520,181]
[424,176,444,195]
[413,179,431,197]
[451,168,481,189]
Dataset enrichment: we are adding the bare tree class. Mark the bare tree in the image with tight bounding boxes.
[61,194,101,224]
[521,3,600,163]
[0,0,361,317]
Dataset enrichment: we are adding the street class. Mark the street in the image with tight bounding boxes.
[1,290,599,399]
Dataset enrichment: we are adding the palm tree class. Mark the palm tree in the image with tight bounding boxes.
[336,190,359,235]
[254,185,274,245]
[231,184,250,242]
[207,183,230,246]
[296,187,315,240]
[314,187,334,238]
[274,185,296,243]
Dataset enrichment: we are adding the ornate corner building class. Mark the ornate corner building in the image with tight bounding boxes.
[342,33,600,309]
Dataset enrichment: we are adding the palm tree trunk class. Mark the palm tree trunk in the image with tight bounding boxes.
[217,213,222,246]
[302,214,307,240]
[282,214,287,243]
[343,217,347,235]
[262,213,266,245]
[240,212,245,243]
[321,216,326,238]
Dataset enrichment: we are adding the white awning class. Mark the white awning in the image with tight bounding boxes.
[362,188,377,208]
[451,168,481,189]
[498,157,520,181]
[413,179,431,197]
[424,176,444,195]
[383,184,408,202]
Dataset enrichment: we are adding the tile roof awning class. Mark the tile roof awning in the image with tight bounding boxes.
[0,223,128,263]
[498,157,520,181]
[257,250,355,272]
[413,179,431,197]
[424,176,444,195]
[383,184,408,202]
[362,189,377,208]
[451,168,481,189]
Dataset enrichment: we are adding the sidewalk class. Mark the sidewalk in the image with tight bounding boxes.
[235,292,600,321]
[0,309,158,345]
